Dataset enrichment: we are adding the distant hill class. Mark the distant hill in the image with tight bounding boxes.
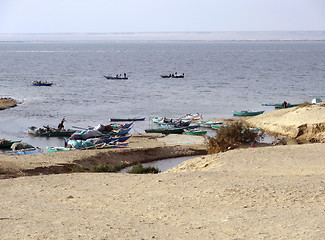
[1,31,324,42]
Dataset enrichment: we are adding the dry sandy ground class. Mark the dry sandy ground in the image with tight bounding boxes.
[1,103,325,239]
[1,143,324,239]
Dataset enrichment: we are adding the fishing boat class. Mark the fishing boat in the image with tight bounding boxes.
[184,129,207,136]
[110,117,145,122]
[233,110,264,117]
[160,73,184,78]
[103,75,128,80]
[145,127,185,134]
[182,113,203,120]
[28,126,76,137]
[0,139,21,148]
[32,81,53,86]
[274,103,299,109]
[197,121,223,128]
[160,75,171,78]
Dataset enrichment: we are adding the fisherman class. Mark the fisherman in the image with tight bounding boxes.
[58,118,65,130]
[124,73,127,78]
[282,101,288,108]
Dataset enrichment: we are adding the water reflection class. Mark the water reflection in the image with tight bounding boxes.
[120,155,204,173]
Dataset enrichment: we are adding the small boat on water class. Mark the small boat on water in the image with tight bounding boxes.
[0,139,21,148]
[110,117,145,122]
[184,129,207,136]
[104,74,128,80]
[160,73,185,78]
[28,126,76,137]
[274,103,299,109]
[233,110,264,117]
[32,81,53,86]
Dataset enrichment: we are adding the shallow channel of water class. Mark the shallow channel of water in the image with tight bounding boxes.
[120,155,203,173]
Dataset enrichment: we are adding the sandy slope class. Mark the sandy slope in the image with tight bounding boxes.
[1,143,324,239]
[1,104,325,239]
[245,103,325,142]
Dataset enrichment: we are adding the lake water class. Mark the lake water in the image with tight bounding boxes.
[1,41,325,150]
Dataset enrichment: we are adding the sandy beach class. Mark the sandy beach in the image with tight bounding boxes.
[1,103,325,239]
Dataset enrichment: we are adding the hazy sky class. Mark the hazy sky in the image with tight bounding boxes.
[0,0,324,33]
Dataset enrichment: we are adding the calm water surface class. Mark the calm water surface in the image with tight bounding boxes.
[1,41,325,150]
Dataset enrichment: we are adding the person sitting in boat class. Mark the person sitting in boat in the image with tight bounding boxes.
[58,118,65,130]
[282,101,288,108]
[124,73,127,78]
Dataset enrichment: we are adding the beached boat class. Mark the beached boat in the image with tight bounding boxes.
[32,81,53,86]
[28,126,76,137]
[47,142,128,152]
[46,146,72,153]
[110,117,145,122]
[104,75,128,80]
[233,110,264,117]
[0,139,21,148]
[145,128,185,134]
[211,124,227,130]
[184,129,207,136]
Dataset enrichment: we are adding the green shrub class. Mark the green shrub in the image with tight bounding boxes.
[206,122,260,154]
[91,163,126,173]
[71,164,86,172]
[298,101,312,108]
[127,163,160,174]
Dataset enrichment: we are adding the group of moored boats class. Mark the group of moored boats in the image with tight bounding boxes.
[0,121,134,155]
[146,113,208,136]
[3,98,322,155]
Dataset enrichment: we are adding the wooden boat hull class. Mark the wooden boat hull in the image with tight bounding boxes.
[184,130,207,136]
[28,127,76,137]
[0,140,21,148]
[233,111,264,117]
[110,118,145,122]
[104,76,128,80]
[145,128,184,134]
[274,104,299,109]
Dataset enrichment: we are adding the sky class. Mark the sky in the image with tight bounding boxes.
[0,0,324,34]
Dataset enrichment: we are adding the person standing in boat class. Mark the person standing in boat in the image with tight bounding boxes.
[58,118,65,130]
[282,101,288,108]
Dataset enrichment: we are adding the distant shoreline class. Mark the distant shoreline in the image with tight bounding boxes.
[0,31,324,42]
